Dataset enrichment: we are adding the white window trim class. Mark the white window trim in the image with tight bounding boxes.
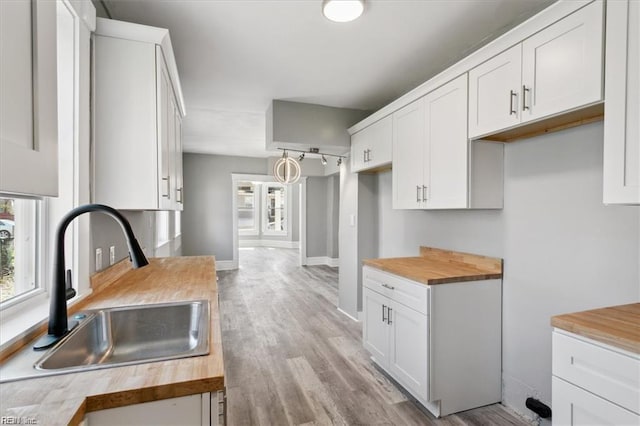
[262,183,288,236]
[0,0,95,349]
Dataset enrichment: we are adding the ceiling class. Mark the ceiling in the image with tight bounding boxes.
[102,0,555,158]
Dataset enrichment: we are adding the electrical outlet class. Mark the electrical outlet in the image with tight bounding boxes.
[109,246,115,265]
[95,248,102,271]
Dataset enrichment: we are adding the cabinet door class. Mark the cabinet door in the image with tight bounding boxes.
[175,110,184,209]
[392,98,425,209]
[350,130,369,173]
[521,1,603,123]
[388,301,428,401]
[468,45,521,139]
[363,287,390,369]
[367,115,392,169]
[157,48,173,210]
[424,74,469,209]
[87,393,207,425]
[603,0,640,205]
[552,377,640,426]
[0,0,58,196]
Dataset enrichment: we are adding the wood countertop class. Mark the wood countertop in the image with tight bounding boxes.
[0,256,224,426]
[551,303,640,354]
[363,246,503,285]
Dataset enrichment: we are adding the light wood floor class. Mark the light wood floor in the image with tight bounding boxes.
[217,248,528,426]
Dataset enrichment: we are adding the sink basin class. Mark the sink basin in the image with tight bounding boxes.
[34,300,209,372]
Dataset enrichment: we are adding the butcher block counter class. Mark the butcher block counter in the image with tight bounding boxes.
[363,246,503,285]
[0,256,223,426]
[551,303,640,354]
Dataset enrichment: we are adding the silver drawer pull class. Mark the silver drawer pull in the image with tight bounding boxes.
[382,283,395,290]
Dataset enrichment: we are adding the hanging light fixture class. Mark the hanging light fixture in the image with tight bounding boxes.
[298,152,305,161]
[321,155,328,166]
[273,150,301,184]
[337,157,342,166]
[322,0,364,23]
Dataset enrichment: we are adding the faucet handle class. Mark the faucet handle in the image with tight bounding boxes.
[65,269,76,301]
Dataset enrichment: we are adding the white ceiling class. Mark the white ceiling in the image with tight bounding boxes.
[103,0,555,158]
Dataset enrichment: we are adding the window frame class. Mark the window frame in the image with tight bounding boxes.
[261,183,288,236]
[237,182,260,236]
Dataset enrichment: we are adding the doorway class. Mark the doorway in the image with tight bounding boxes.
[231,174,307,269]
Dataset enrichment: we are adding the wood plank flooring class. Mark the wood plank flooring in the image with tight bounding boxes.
[217,247,529,426]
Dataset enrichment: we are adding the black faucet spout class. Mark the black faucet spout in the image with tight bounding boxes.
[33,204,149,350]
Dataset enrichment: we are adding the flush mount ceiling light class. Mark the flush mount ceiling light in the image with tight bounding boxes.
[322,0,364,23]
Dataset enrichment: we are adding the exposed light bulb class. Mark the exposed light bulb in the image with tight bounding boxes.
[322,0,364,23]
[321,155,328,166]
[298,152,305,161]
[337,157,342,166]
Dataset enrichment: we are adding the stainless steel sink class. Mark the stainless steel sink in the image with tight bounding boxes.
[36,300,210,371]
[0,300,209,383]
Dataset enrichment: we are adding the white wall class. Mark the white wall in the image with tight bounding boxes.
[373,122,639,421]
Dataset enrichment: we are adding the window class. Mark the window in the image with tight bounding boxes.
[156,211,170,248]
[262,184,287,235]
[237,182,259,235]
[0,197,40,305]
[174,210,181,237]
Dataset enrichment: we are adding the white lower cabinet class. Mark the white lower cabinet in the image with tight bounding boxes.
[552,330,640,426]
[362,266,502,417]
[85,391,226,426]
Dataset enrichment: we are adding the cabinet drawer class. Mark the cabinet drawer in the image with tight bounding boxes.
[553,331,640,414]
[363,266,428,314]
[553,376,640,426]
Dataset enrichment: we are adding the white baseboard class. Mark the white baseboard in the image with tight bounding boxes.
[305,256,339,267]
[239,239,300,249]
[337,307,360,322]
[215,260,238,271]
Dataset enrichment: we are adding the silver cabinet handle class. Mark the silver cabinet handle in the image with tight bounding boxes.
[367,149,372,162]
[382,304,387,322]
[416,185,421,202]
[382,283,395,290]
[161,177,170,198]
[422,185,427,202]
[522,85,530,111]
[363,150,367,163]
[509,90,517,115]
[387,307,392,324]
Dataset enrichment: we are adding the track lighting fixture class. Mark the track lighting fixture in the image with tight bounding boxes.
[276,148,346,170]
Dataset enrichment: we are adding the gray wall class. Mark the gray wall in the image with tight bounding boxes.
[91,210,154,273]
[306,177,328,258]
[373,122,640,420]
[327,175,340,258]
[182,153,266,259]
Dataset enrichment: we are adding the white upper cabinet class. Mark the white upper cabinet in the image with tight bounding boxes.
[393,75,503,210]
[392,99,425,210]
[93,18,185,210]
[350,115,392,173]
[469,1,603,139]
[0,0,58,196]
[468,45,522,138]
[424,74,469,209]
[603,0,640,205]
[521,1,603,122]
